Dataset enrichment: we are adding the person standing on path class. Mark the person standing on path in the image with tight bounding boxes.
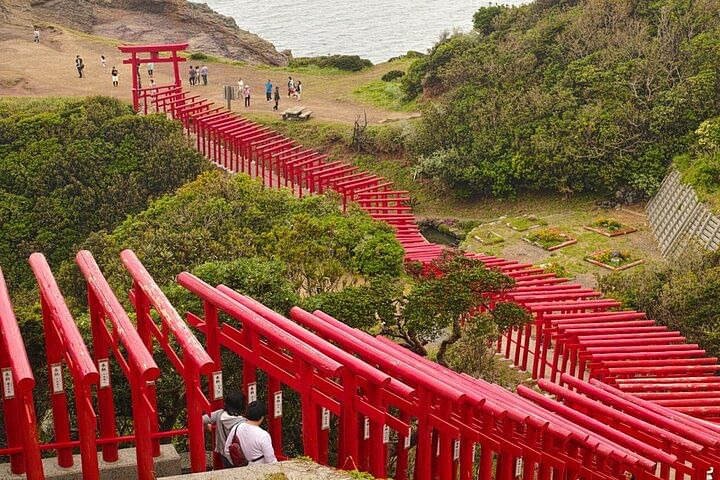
[194,66,201,86]
[224,401,277,466]
[243,85,251,107]
[287,76,294,97]
[265,80,273,102]
[273,86,280,111]
[111,66,119,87]
[75,55,84,78]
[100,55,106,68]
[147,61,154,77]
[33,27,40,43]
[237,78,244,98]
[203,392,246,469]
[189,65,196,86]
[200,65,208,85]
[295,81,302,101]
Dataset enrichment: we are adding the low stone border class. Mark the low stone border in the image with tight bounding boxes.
[522,237,577,252]
[585,258,644,271]
[583,226,638,237]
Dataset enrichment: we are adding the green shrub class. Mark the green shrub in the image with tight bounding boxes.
[400,0,720,199]
[381,70,405,82]
[289,55,373,72]
[0,97,206,290]
[188,51,210,61]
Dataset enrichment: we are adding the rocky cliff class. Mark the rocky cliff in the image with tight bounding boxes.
[4,0,289,66]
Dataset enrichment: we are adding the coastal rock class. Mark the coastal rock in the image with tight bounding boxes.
[8,0,289,66]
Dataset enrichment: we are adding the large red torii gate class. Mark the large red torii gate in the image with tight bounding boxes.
[118,43,188,111]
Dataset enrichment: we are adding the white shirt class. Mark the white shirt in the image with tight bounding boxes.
[224,422,278,465]
[202,409,245,458]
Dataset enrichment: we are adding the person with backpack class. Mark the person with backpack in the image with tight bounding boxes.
[203,392,246,468]
[189,65,196,86]
[224,401,277,466]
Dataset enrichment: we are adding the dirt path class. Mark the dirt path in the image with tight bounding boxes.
[0,24,417,125]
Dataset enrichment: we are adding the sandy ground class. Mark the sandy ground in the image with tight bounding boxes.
[0,24,416,125]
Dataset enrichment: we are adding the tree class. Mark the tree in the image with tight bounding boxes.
[307,251,532,367]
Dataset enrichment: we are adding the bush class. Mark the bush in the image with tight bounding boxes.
[290,55,373,72]
[0,97,206,290]
[381,70,405,82]
[599,247,720,359]
[400,0,720,199]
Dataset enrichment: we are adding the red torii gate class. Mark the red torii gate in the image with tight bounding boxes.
[118,43,188,111]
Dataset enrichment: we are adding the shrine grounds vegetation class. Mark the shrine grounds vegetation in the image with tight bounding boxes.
[0,96,208,290]
[403,0,720,200]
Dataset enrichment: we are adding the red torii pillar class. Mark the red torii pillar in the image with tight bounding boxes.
[118,43,188,112]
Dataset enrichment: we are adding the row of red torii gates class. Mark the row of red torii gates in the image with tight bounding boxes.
[0,43,718,480]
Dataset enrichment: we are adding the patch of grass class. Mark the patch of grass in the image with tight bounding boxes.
[346,471,377,480]
[590,217,623,231]
[588,249,637,267]
[353,80,418,112]
[471,228,505,245]
[506,215,547,232]
[524,228,571,249]
[257,63,355,76]
[181,51,245,66]
[244,113,351,150]
[538,262,572,278]
[264,474,289,480]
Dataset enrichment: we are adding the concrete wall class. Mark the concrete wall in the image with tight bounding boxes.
[646,169,720,257]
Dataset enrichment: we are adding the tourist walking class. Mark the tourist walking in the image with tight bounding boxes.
[287,76,294,97]
[200,65,208,85]
[147,61,154,77]
[295,81,302,101]
[203,392,246,469]
[273,86,280,111]
[237,78,244,98]
[33,27,40,43]
[194,66,201,86]
[243,85,251,107]
[111,66,119,87]
[100,55,106,68]
[189,65,196,85]
[75,55,84,78]
[224,401,277,466]
[265,80,273,102]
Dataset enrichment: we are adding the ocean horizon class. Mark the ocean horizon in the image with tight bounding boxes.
[196,0,531,63]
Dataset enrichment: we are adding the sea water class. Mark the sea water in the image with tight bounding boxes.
[197,0,530,63]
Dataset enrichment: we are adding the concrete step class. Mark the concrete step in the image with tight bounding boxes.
[162,459,361,480]
[0,444,181,480]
